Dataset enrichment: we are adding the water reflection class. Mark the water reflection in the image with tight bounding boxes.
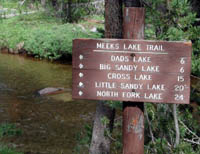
[0,53,96,154]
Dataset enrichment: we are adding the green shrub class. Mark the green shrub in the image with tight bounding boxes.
[0,12,103,60]
[74,124,92,153]
[0,145,23,154]
[24,24,102,60]
[0,123,22,137]
[0,12,55,49]
[145,0,200,77]
[68,7,88,22]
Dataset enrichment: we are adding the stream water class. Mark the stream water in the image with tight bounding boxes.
[0,53,96,154]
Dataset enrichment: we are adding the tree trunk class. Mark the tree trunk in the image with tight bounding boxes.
[190,0,200,26]
[105,0,123,38]
[190,0,200,17]
[41,0,46,7]
[67,0,72,23]
[89,0,123,154]
[51,0,57,8]
[89,102,115,154]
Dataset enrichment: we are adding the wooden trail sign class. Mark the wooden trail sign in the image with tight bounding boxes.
[72,39,192,104]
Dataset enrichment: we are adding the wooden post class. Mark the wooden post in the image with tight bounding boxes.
[122,5,145,154]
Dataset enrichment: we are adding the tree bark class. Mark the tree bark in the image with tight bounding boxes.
[89,102,115,154]
[41,0,46,7]
[190,0,200,18]
[105,0,123,38]
[89,1,123,154]
[190,0,200,26]
[67,0,72,23]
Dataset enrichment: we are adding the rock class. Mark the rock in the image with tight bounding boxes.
[90,27,97,32]
[9,48,19,54]
[0,83,7,89]
[9,48,14,53]
[37,87,65,96]
[77,24,86,32]
[0,48,9,53]
[16,42,24,50]
[16,42,25,53]
[10,9,17,14]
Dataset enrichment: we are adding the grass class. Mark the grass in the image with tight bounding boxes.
[0,123,23,154]
[0,123,22,138]
[0,145,23,154]
[0,0,26,17]
[0,12,59,48]
[0,12,103,60]
[79,15,104,29]
[0,0,39,12]
[0,0,19,9]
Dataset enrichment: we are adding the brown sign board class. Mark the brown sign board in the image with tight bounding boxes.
[72,39,192,104]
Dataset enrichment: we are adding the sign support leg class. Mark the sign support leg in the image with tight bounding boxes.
[123,7,145,154]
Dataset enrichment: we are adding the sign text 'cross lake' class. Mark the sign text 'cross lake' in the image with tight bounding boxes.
[72,39,192,104]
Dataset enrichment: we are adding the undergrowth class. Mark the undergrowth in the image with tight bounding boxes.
[0,123,23,154]
[0,123,22,137]
[0,145,23,154]
[0,12,103,60]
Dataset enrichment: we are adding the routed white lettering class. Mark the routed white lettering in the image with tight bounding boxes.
[132,56,151,63]
[95,82,116,89]
[97,42,119,50]
[99,64,111,70]
[122,92,141,98]
[120,83,143,90]
[115,64,138,71]
[97,91,119,97]
[134,74,152,80]
[147,84,165,91]
[108,73,130,80]
[146,44,164,51]
[124,44,141,51]
[144,93,162,100]
[111,55,129,62]
[141,65,160,72]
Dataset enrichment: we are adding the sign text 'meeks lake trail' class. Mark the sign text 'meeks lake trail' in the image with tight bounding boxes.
[72,39,192,104]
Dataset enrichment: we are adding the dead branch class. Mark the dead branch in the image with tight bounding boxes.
[144,105,155,144]
[173,104,180,147]
[179,119,200,145]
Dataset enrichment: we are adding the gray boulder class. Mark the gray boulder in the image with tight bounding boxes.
[37,87,65,96]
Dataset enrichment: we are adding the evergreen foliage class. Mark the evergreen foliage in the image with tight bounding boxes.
[45,0,102,22]
[144,0,200,153]
[145,0,200,77]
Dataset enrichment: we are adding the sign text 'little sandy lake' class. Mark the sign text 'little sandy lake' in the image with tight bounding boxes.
[72,39,192,104]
